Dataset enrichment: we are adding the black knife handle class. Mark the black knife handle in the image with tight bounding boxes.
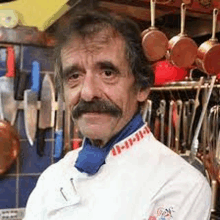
[14,71,28,100]
[37,128,46,157]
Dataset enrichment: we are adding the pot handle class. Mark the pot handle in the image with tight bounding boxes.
[180,3,186,36]
[211,8,219,40]
[150,0,156,27]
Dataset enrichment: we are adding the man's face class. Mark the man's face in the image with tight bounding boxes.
[61,31,147,146]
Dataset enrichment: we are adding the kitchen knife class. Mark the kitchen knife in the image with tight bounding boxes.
[14,70,28,100]
[53,92,64,159]
[37,74,55,156]
[64,101,71,155]
[24,61,40,146]
[0,92,4,120]
[0,46,18,125]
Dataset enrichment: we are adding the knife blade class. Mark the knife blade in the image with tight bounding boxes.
[24,61,40,146]
[37,73,55,156]
[0,46,18,125]
[53,92,64,159]
[0,92,4,120]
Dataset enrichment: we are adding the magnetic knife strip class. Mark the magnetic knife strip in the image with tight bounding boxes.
[17,100,60,111]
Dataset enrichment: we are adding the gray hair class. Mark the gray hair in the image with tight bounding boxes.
[54,10,154,93]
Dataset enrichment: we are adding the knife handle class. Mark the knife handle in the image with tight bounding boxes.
[5,46,15,78]
[14,71,28,100]
[54,130,63,159]
[37,128,46,157]
[31,61,40,92]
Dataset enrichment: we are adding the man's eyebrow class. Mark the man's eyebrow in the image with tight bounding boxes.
[97,61,120,74]
[62,65,84,78]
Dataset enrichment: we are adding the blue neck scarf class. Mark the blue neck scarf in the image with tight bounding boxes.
[74,112,144,175]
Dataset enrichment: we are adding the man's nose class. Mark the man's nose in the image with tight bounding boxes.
[80,74,101,101]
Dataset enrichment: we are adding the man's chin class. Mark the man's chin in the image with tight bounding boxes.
[76,113,121,143]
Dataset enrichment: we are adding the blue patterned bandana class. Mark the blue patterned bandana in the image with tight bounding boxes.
[75,112,144,175]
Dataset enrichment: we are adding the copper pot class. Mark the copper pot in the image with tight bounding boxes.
[166,3,198,68]
[0,120,20,175]
[196,9,220,75]
[141,0,168,62]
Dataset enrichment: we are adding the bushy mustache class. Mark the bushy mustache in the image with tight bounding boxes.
[71,99,122,119]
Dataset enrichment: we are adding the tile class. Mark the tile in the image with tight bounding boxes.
[0,177,16,208]
[19,176,39,208]
[0,70,5,77]
[22,46,54,72]
[19,140,53,173]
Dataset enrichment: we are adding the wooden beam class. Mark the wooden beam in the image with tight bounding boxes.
[98,1,171,21]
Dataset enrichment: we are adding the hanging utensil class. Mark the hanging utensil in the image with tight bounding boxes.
[174,100,182,154]
[196,8,220,75]
[201,86,208,159]
[141,0,168,62]
[189,75,216,164]
[186,99,195,147]
[215,130,220,184]
[154,105,161,140]
[180,76,215,178]
[181,101,189,153]
[37,74,55,156]
[167,100,174,148]
[0,46,18,125]
[166,3,198,68]
[207,106,219,212]
[160,100,166,144]
[156,100,166,143]
[142,99,152,127]
[24,61,40,146]
[188,77,204,147]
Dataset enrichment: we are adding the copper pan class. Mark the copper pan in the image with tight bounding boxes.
[166,3,198,68]
[196,9,220,75]
[141,0,168,62]
[0,119,20,175]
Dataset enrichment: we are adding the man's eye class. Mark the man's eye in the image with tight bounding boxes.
[69,73,80,80]
[66,72,82,87]
[104,70,113,77]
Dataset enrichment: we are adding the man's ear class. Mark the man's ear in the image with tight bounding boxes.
[137,88,150,102]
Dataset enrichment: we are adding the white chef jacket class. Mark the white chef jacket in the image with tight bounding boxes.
[24,124,211,220]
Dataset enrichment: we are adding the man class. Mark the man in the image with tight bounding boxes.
[24,10,211,220]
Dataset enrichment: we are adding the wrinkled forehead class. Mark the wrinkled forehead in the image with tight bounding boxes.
[61,28,126,57]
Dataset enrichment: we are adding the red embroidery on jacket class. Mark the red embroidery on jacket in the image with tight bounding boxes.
[111,124,151,156]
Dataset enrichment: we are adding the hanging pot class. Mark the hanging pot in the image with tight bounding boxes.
[166,3,198,68]
[196,9,220,75]
[141,0,168,62]
[0,119,20,175]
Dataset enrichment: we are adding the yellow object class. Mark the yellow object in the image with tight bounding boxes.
[0,9,19,28]
[0,0,71,31]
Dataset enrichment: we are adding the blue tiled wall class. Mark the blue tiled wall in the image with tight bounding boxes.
[0,45,56,209]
